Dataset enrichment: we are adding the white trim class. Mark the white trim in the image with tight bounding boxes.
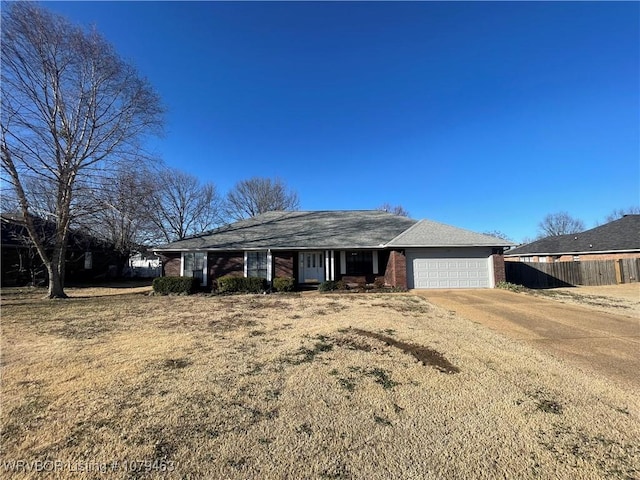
[266,250,273,282]
[202,252,208,287]
[372,251,379,275]
[330,251,335,281]
[324,250,329,280]
[243,251,248,277]
[488,255,495,288]
[180,252,185,277]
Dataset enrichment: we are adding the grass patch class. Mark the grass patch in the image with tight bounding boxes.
[2,289,638,479]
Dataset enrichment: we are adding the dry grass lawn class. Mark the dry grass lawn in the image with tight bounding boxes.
[1,287,639,479]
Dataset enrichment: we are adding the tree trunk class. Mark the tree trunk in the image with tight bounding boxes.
[47,245,68,299]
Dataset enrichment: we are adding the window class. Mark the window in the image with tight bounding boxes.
[183,252,205,284]
[84,252,93,270]
[345,251,373,275]
[247,251,268,279]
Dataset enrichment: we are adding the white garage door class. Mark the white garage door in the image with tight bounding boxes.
[407,248,493,289]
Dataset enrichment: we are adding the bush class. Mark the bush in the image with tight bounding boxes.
[318,280,347,292]
[152,276,198,295]
[217,276,267,294]
[495,281,524,293]
[273,276,295,292]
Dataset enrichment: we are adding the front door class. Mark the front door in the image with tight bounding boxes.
[300,251,325,283]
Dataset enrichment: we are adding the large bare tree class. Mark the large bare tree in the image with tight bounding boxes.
[537,212,585,237]
[150,167,222,243]
[225,177,300,220]
[1,3,163,298]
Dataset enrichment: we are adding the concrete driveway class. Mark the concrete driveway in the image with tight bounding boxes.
[415,289,640,389]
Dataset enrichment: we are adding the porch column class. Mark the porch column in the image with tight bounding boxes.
[266,249,273,282]
[324,250,330,281]
[330,251,335,280]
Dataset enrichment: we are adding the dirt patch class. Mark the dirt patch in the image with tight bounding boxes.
[420,289,640,388]
[351,328,459,374]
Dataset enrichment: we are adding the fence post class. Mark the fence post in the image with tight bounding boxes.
[614,259,623,284]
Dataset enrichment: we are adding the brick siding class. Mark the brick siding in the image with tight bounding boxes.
[274,252,295,279]
[209,252,244,280]
[160,252,181,277]
[491,253,506,284]
[384,250,407,288]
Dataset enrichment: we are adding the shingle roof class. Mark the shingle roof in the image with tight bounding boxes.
[505,215,640,256]
[155,210,514,251]
[154,210,417,251]
[387,219,513,247]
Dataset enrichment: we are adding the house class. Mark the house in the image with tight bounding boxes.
[153,210,512,289]
[1,214,123,286]
[505,215,640,263]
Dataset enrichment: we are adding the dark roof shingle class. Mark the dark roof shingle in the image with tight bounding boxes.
[505,215,640,256]
[155,210,417,251]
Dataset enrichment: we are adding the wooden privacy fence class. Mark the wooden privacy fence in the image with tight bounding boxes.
[505,258,640,288]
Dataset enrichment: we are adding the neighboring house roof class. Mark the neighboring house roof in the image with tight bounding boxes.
[154,210,511,251]
[505,215,640,256]
[387,219,512,247]
[1,213,113,250]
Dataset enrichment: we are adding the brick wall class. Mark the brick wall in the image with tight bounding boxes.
[384,250,407,288]
[160,252,181,277]
[491,253,506,285]
[209,252,243,279]
[557,252,640,261]
[274,252,295,279]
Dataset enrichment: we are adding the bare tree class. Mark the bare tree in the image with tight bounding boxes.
[1,3,163,298]
[604,206,640,223]
[537,212,585,237]
[482,230,512,242]
[225,177,300,220]
[150,167,222,243]
[377,203,410,217]
[85,166,159,261]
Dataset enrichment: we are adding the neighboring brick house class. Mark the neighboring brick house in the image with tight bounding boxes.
[154,210,511,289]
[505,215,640,263]
[1,214,122,286]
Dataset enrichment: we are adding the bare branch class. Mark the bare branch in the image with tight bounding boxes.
[1,3,163,297]
[225,177,300,220]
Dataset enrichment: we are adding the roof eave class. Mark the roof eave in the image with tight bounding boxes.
[505,248,640,257]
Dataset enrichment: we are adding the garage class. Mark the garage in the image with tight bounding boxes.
[406,247,493,289]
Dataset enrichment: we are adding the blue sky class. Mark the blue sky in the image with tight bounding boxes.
[43,1,639,243]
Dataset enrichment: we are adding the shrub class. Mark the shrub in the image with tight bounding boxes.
[273,276,295,292]
[318,280,347,292]
[217,276,267,294]
[496,281,524,293]
[152,276,198,295]
[318,280,337,292]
